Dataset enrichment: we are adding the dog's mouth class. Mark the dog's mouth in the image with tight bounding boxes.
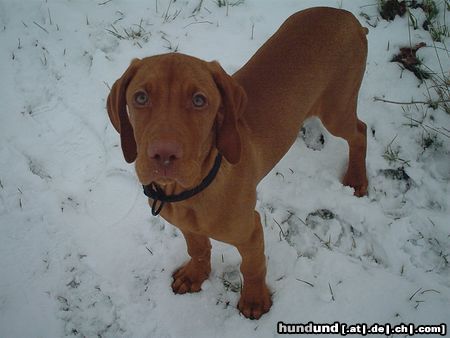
[151,168,185,187]
[136,157,201,189]
[148,166,186,186]
[152,166,177,181]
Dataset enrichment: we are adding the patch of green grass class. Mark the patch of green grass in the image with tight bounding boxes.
[105,19,151,47]
[379,0,449,42]
[429,23,449,42]
[381,0,449,124]
[215,0,245,7]
[383,136,411,167]
[421,133,443,151]
[419,0,439,21]
[220,275,241,293]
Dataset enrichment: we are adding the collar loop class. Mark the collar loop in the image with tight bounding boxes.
[143,153,223,216]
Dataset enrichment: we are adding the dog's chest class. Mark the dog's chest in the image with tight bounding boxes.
[159,203,232,240]
[161,204,206,234]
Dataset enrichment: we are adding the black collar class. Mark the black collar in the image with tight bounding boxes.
[143,153,223,216]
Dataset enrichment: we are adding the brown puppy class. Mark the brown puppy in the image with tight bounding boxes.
[107,7,368,319]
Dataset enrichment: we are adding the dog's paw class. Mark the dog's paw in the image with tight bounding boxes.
[171,259,211,294]
[343,171,368,197]
[237,283,272,320]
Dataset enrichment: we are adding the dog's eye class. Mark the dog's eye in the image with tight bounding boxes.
[192,92,207,108]
[134,91,149,106]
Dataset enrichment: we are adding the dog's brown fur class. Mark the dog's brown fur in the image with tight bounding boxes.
[107,7,368,319]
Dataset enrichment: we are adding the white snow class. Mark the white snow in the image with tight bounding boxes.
[0,0,449,337]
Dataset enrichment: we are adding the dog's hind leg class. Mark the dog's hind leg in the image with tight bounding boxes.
[320,96,368,197]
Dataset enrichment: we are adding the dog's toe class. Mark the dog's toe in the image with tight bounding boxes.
[354,184,368,197]
[343,172,368,197]
[237,284,272,319]
[238,298,272,320]
[171,259,210,294]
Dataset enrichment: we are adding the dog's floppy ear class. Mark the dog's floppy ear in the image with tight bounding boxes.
[208,61,247,165]
[106,59,141,163]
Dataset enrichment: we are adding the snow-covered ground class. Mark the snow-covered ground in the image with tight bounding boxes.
[1,0,449,337]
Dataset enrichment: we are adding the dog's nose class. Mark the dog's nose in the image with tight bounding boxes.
[148,141,183,166]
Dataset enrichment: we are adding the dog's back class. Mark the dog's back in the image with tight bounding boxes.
[234,7,368,180]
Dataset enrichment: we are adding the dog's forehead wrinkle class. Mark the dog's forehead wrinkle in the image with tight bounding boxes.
[135,58,211,94]
[167,54,211,79]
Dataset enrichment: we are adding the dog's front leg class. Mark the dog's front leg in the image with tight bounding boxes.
[235,211,272,319]
[172,230,211,294]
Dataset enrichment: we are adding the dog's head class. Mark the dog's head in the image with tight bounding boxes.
[106,53,247,188]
